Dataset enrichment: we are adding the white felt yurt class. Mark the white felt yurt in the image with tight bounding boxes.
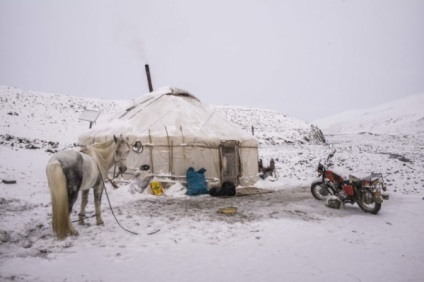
[78,87,259,187]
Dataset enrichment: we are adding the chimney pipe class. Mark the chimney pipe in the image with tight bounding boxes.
[145,64,153,92]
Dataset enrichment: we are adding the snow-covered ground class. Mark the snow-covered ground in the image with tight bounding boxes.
[1,87,423,281]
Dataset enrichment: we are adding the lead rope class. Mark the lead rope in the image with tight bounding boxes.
[96,163,139,236]
[102,177,139,235]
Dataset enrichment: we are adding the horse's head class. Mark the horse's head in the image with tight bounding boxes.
[113,135,130,174]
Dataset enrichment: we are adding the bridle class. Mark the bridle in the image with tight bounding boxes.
[111,141,130,180]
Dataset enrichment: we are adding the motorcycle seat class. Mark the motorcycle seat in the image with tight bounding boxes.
[349,175,361,182]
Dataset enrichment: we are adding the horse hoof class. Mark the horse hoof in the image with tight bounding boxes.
[96,221,104,226]
[78,221,85,226]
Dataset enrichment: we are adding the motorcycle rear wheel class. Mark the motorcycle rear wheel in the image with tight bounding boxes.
[357,190,381,214]
[311,182,336,200]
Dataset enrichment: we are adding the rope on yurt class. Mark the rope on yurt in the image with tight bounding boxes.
[148,129,154,174]
[164,126,172,174]
[128,93,166,119]
[180,125,186,168]
[192,110,217,144]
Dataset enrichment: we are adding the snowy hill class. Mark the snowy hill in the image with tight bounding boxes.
[213,105,325,145]
[314,93,424,135]
[0,86,128,148]
[0,86,325,149]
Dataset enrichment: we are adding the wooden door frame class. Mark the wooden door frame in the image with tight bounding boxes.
[219,140,240,186]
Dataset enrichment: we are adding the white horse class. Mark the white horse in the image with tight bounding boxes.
[46,136,130,240]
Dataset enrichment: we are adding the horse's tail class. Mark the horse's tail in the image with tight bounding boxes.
[46,160,69,240]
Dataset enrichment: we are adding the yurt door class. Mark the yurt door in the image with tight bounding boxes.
[219,141,240,186]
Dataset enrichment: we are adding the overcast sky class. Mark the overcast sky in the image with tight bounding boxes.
[1,0,423,121]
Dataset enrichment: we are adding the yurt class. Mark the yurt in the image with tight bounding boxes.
[78,87,259,187]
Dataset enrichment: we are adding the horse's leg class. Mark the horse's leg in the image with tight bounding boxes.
[68,220,78,236]
[78,189,89,225]
[67,187,80,236]
[93,183,105,225]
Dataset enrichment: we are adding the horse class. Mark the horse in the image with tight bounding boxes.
[46,135,130,240]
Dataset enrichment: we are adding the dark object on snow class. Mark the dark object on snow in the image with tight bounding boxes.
[325,196,343,209]
[186,167,208,196]
[2,179,17,184]
[258,159,263,171]
[0,230,11,242]
[259,158,275,179]
[209,181,236,197]
[25,144,39,149]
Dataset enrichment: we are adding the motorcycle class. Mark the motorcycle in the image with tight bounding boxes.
[311,150,388,214]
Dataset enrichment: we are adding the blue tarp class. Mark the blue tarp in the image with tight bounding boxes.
[186,167,208,196]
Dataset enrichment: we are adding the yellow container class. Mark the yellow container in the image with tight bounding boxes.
[150,181,164,196]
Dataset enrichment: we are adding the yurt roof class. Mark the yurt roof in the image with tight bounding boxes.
[78,87,258,147]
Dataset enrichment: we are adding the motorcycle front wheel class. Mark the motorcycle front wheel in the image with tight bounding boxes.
[311,182,336,200]
[357,190,381,214]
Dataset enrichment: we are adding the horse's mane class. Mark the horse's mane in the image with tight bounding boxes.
[89,139,115,149]
[82,139,116,160]
[80,140,115,180]
[80,137,128,179]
